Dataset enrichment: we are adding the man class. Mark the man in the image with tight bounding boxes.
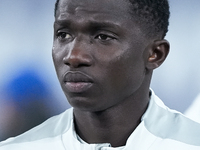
[0,0,200,149]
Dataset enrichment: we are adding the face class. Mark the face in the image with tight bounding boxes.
[53,0,151,112]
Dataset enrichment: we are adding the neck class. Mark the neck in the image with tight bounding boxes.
[73,87,150,147]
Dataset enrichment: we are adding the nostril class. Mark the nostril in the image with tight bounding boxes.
[63,56,69,64]
[63,57,70,66]
[63,54,92,68]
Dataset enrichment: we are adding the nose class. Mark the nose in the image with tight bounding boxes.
[63,40,93,68]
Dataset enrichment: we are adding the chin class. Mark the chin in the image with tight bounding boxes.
[67,96,100,111]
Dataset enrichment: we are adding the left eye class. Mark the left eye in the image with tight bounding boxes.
[95,34,113,41]
[57,32,72,40]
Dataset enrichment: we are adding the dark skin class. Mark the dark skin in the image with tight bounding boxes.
[53,0,169,147]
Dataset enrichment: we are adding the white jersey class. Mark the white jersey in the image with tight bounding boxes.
[0,90,200,150]
[185,93,200,123]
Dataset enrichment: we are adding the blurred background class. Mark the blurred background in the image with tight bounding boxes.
[0,0,200,141]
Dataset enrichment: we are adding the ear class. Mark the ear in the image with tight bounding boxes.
[146,39,170,70]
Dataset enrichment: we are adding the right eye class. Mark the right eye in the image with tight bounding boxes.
[57,32,72,41]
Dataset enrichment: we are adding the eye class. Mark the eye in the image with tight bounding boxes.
[95,34,114,41]
[57,32,72,41]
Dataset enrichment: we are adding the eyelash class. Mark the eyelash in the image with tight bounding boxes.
[95,34,115,41]
[57,32,72,41]
[56,31,116,43]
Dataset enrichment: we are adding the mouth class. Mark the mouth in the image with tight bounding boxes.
[63,71,93,93]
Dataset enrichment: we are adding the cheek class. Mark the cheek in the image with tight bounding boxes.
[52,49,65,81]
[52,52,59,73]
[106,51,146,93]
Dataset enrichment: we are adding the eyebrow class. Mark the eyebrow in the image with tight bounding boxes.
[54,20,71,27]
[89,21,121,30]
[54,19,121,32]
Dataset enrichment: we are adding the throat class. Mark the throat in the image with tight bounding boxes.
[73,108,143,147]
[72,87,150,147]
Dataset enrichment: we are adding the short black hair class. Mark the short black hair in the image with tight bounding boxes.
[127,0,170,39]
[54,0,170,39]
[54,0,59,17]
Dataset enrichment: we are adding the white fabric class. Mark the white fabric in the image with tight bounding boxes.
[185,93,200,123]
[1,90,200,150]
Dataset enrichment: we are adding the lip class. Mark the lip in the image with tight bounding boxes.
[63,71,93,93]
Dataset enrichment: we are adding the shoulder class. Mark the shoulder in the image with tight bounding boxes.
[143,90,200,147]
[0,108,73,149]
[185,93,200,123]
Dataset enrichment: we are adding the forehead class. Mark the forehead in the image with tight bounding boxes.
[56,0,132,22]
